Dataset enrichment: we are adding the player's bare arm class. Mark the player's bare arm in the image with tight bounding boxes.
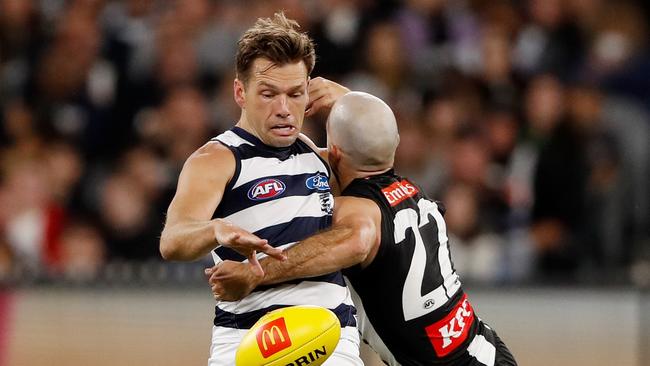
[305,77,350,118]
[206,196,381,301]
[160,142,284,269]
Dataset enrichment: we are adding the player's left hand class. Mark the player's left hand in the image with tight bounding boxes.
[205,261,262,301]
[305,77,350,117]
[213,219,286,276]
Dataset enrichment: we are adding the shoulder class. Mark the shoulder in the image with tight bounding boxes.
[298,133,328,161]
[343,178,380,200]
[180,141,235,181]
[188,141,233,164]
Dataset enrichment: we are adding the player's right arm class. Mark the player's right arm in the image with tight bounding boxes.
[159,142,284,269]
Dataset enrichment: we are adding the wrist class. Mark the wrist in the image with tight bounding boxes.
[248,264,265,287]
[254,257,270,286]
[212,218,228,247]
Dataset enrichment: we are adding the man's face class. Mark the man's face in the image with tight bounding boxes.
[237,58,309,147]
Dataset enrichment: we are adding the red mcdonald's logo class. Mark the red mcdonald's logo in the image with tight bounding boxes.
[256,317,292,358]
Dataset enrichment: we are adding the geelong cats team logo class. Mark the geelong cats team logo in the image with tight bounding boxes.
[248,178,286,200]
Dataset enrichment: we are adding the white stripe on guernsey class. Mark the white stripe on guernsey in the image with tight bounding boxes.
[467,335,496,366]
[346,278,401,366]
[222,193,328,234]
[233,152,327,188]
[216,280,354,313]
[214,130,254,147]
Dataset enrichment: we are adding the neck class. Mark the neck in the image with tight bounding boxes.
[337,163,392,191]
[236,112,268,145]
[235,112,253,134]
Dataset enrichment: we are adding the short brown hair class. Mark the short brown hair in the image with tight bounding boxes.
[236,12,316,85]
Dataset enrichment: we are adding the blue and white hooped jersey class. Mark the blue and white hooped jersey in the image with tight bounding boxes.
[210,126,357,330]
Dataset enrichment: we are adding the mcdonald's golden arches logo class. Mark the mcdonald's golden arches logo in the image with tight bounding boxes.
[255,317,292,358]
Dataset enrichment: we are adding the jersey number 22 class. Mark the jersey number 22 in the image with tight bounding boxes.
[393,198,460,321]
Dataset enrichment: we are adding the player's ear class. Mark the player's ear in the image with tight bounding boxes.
[329,144,341,165]
[234,78,246,108]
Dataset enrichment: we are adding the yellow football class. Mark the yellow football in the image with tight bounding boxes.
[235,305,341,366]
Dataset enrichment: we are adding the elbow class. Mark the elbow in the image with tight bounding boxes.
[348,241,369,265]
[347,225,374,265]
[159,239,173,261]
[159,233,180,261]
[160,246,172,261]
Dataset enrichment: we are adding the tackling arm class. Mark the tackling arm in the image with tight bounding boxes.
[262,196,381,283]
[207,196,381,300]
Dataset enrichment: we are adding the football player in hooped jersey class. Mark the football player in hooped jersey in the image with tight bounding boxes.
[207,92,517,366]
[160,12,363,366]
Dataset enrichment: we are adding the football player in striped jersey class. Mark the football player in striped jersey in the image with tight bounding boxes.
[160,12,363,366]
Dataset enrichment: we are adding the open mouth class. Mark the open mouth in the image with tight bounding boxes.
[270,124,296,135]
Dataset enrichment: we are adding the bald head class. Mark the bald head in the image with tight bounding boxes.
[327,92,400,170]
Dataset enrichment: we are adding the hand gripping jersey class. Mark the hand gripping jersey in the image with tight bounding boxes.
[211,127,357,331]
[343,170,514,366]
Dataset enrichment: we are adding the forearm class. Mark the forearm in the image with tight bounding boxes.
[160,219,219,261]
[259,225,366,285]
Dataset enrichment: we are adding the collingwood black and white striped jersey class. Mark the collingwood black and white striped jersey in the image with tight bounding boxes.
[342,170,492,366]
[210,126,357,330]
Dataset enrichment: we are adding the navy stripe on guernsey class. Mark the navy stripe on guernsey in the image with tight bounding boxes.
[214,216,331,261]
[210,127,356,329]
[214,303,356,329]
[217,173,329,217]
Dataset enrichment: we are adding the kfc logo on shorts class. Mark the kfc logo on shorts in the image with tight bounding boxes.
[248,179,286,201]
[425,294,475,357]
[256,317,292,358]
[305,174,330,191]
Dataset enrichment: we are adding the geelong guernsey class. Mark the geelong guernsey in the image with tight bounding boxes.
[210,126,357,330]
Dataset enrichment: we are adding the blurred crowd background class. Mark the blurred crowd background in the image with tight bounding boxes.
[0,0,649,287]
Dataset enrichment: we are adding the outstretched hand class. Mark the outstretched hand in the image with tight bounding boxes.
[214,220,285,276]
[305,77,350,117]
[205,260,263,301]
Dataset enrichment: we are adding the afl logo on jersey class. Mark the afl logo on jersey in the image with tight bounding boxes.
[248,179,286,201]
[305,174,330,191]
